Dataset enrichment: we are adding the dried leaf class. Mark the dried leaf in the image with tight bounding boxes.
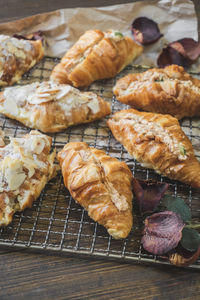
[157,38,200,68]
[162,195,191,222]
[133,179,168,214]
[169,244,200,267]
[141,211,184,255]
[131,17,163,45]
[180,227,200,252]
[157,46,189,68]
[13,31,43,42]
[170,38,200,61]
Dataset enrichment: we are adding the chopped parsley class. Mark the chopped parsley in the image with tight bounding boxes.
[179,144,186,156]
[114,32,124,38]
[154,77,164,82]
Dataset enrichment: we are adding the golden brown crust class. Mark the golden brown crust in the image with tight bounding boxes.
[58,142,133,239]
[0,35,44,86]
[114,65,200,119]
[51,29,143,87]
[0,130,57,226]
[0,81,111,133]
[108,109,200,188]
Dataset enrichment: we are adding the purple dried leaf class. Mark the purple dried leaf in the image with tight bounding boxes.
[141,211,184,255]
[157,46,190,68]
[157,38,200,68]
[13,31,43,42]
[131,17,163,45]
[133,179,168,214]
[170,38,200,61]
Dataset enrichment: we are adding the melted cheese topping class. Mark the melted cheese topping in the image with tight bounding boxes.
[118,113,187,161]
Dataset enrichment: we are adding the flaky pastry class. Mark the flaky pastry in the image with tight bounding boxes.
[0,130,57,226]
[0,34,44,86]
[58,142,133,239]
[0,81,111,133]
[108,109,200,188]
[51,29,143,87]
[114,65,200,119]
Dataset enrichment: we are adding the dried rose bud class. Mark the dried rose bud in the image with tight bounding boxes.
[141,211,184,255]
[133,178,168,214]
[157,38,200,68]
[131,17,163,45]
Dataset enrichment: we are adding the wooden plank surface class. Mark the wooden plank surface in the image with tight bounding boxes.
[0,1,200,300]
[0,248,199,300]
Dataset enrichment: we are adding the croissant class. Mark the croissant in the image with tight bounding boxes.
[0,81,111,133]
[58,142,133,239]
[0,130,56,226]
[51,29,143,87]
[108,109,200,188]
[0,34,44,86]
[113,65,200,119]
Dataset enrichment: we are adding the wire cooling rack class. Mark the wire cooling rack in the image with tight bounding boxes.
[0,56,199,269]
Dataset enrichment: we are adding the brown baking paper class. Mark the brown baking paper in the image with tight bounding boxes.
[0,0,199,71]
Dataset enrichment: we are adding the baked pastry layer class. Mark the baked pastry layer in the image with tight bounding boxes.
[108,109,200,188]
[0,130,57,226]
[58,142,133,239]
[0,81,111,132]
[51,29,143,87]
[0,35,44,86]
[114,65,200,119]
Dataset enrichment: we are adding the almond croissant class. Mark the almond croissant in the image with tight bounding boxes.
[113,65,200,119]
[0,130,56,226]
[51,29,143,87]
[58,142,133,239]
[0,81,111,133]
[108,109,200,188]
[0,34,44,86]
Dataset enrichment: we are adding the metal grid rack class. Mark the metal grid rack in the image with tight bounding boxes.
[0,56,199,269]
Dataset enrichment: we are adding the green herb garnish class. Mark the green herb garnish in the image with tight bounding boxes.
[114,32,124,38]
[179,144,186,156]
[154,77,164,82]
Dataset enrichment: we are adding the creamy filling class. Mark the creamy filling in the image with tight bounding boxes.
[104,30,124,42]
[123,71,200,96]
[117,113,187,161]
[91,152,128,211]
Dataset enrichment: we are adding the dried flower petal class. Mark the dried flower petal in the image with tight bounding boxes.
[13,31,43,42]
[170,38,200,61]
[131,17,163,45]
[133,179,168,214]
[142,211,184,255]
[157,38,200,68]
[157,46,189,68]
[169,245,200,267]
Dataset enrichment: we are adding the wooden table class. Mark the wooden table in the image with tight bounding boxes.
[0,1,200,299]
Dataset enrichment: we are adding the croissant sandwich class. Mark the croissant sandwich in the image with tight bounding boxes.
[108,109,200,188]
[0,34,44,86]
[113,65,200,119]
[0,81,111,133]
[51,29,143,87]
[58,142,133,239]
[0,130,56,226]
